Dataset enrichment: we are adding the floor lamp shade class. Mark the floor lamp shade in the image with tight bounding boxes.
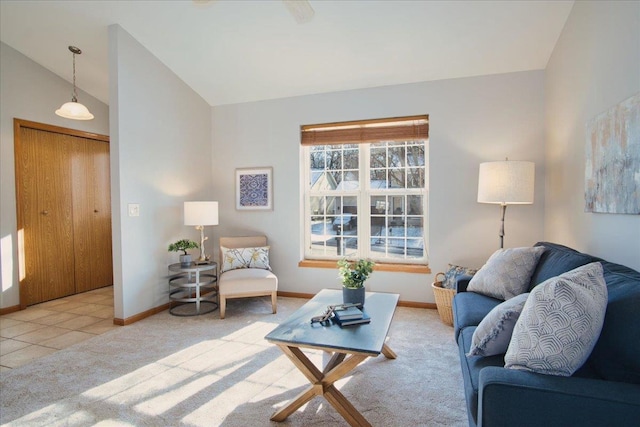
[477,161,535,205]
[184,201,219,262]
[478,160,534,249]
[184,201,219,226]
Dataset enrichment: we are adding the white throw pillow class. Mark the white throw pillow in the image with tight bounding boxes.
[467,293,529,357]
[504,262,607,377]
[221,246,271,273]
[467,246,545,300]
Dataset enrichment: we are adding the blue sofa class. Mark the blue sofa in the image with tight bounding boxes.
[452,241,640,427]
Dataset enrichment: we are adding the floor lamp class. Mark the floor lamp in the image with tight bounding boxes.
[184,201,219,263]
[477,160,534,249]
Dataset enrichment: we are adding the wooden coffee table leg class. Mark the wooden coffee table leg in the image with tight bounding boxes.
[381,343,397,359]
[272,344,372,426]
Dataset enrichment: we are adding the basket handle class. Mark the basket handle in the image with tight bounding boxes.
[435,272,445,283]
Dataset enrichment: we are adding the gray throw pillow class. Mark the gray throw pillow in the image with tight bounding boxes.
[467,293,529,357]
[467,246,545,300]
[504,262,607,377]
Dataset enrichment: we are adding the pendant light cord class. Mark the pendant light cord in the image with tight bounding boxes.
[71,50,78,103]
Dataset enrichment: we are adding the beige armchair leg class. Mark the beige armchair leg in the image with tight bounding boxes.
[271,291,277,314]
[220,296,226,319]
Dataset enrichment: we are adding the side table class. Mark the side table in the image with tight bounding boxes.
[168,262,218,316]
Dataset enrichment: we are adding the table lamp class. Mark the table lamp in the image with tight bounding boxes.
[477,160,534,248]
[184,201,219,263]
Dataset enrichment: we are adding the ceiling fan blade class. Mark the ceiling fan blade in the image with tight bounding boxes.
[282,0,315,24]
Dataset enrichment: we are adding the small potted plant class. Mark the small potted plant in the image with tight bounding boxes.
[337,258,375,307]
[168,239,199,267]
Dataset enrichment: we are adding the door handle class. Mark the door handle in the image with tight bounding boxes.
[41,210,49,215]
[94,209,99,213]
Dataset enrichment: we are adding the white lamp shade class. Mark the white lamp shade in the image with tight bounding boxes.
[478,161,535,205]
[55,101,94,120]
[184,201,219,226]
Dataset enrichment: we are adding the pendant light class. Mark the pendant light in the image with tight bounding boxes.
[55,46,94,120]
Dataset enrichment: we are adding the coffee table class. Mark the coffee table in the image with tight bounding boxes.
[264,288,399,427]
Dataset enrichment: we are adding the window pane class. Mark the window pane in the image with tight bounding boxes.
[370,145,387,168]
[407,195,423,215]
[344,148,359,169]
[407,168,424,188]
[389,169,405,188]
[389,146,405,167]
[407,145,425,167]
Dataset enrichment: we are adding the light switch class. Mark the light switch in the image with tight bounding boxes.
[128,203,140,217]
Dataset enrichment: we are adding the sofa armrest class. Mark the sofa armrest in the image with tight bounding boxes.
[455,275,473,293]
[478,367,640,427]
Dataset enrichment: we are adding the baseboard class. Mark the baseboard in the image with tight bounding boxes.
[276,291,436,310]
[113,303,170,326]
[0,305,21,315]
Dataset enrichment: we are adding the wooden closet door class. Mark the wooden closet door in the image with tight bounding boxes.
[71,136,113,293]
[17,128,75,304]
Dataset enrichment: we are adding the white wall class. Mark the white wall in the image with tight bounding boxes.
[0,42,109,309]
[545,1,640,271]
[212,71,546,303]
[108,25,212,319]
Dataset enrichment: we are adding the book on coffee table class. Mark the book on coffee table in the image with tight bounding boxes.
[333,306,363,321]
[334,312,371,327]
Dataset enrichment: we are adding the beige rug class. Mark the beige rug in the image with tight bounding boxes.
[0,296,467,426]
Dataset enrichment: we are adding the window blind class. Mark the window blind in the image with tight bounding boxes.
[300,115,429,146]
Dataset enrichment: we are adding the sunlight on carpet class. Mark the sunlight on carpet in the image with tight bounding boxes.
[1,297,467,426]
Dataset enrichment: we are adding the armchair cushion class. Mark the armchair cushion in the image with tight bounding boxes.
[218,268,278,294]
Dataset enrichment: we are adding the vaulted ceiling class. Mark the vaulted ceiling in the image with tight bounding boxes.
[0,0,574,107]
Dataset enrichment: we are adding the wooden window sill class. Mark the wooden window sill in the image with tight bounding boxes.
[298,259,430,274]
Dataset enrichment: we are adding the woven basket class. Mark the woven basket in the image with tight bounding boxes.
[432,272,456,326]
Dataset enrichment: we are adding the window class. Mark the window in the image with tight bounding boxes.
[302,116,429,265]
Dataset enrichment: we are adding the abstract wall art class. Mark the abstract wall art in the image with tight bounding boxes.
[236,167,273,210]
[585,92,640,214]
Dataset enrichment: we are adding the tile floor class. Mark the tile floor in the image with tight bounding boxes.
[0,286,117,372]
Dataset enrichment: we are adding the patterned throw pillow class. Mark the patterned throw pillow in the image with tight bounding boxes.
[505,262,607,377]
[467,246,545,300]
[467,293,529,357]
[442,264,478,290]
[221,246,271,273]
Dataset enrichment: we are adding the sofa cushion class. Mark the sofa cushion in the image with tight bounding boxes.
[505,262,608,377]
[468,246,545,300]
[458,326,506,426]
[467,293,529,357]
[453,291,502,342]
[589,260,640,384]
[529,242,598,290]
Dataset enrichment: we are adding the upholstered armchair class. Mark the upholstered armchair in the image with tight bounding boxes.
[218,236,278,319]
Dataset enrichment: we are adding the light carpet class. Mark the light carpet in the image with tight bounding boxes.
[1,296,467,426]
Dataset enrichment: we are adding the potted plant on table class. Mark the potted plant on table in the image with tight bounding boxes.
[337,258,375,307]
[168,239,199,267]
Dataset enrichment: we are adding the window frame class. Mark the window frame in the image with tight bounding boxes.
[300,116,429,268]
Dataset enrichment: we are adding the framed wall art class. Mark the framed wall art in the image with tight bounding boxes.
[235,167,273,211]
[585,92,640,214]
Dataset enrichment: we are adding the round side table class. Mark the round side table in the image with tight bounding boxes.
[168,262,218,316]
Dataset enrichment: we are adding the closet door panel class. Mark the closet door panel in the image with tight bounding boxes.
[17,128,75,304]
[90,139,113,289]
[71,136,113,292]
